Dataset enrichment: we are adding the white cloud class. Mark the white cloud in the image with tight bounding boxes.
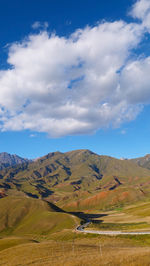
[32,21,41,29]
[32,21,48,30]
[130,0,150,20]
[120,57,150,104]
[0,0,150,137]
[130,0,150,31]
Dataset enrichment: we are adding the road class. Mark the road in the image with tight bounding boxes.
[76,221,150,235]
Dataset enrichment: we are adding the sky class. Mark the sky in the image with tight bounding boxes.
[0,0,150,159]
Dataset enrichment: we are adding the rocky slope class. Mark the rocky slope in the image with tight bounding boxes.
[0,149,150,210]
[131,154,150,170]
[0,152,29,170]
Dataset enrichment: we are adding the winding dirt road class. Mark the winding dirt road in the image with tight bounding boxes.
[76,221,150,235]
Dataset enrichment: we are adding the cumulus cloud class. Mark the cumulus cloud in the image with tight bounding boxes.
[130,0,150,19]
[0,0,150,137]
[120,57,150,104]
[130,0,150,31]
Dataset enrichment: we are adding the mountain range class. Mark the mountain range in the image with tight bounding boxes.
[0,152,29,170]
[0,150,150,210]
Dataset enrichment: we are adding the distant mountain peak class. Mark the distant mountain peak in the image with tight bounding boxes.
[0,152,29,170]
[65,149,97,156]
[145,154,150,158]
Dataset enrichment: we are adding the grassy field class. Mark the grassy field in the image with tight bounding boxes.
[85,201,150,232]
[89,222,150,231]
[0,196,79,239]
[0,235,150,265]
[0,197,150,265]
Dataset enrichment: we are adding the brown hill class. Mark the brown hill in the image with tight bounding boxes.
[0,149,150,210]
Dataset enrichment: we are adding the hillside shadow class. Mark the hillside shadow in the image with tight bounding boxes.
[45,201,107,223]
[69,211,107,222]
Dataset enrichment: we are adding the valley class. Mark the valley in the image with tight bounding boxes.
[0,150,150,265]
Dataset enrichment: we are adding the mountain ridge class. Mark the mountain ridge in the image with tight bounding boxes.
[131,154,150,169]
[0,152,29,170]
[0,149,150,210]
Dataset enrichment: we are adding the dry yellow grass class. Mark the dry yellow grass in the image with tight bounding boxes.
[0,238,150,266]
[1,199,150,265]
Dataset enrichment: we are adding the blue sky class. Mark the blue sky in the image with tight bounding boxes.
[0,0,150,159]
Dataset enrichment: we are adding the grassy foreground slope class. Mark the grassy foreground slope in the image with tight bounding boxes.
[0,196,77,238]
[0,196,150,265]
[1,233,150,265]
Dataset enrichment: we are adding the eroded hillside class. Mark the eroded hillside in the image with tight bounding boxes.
[0,150,150,210]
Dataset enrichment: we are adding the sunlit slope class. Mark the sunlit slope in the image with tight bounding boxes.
[0,196,76,237]
[0,237,37,252]
[0,150,150,209]
[1,236,150,266]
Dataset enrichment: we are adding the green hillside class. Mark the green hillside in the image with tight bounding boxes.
[0,196,77,238]
[0,149,150,210]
